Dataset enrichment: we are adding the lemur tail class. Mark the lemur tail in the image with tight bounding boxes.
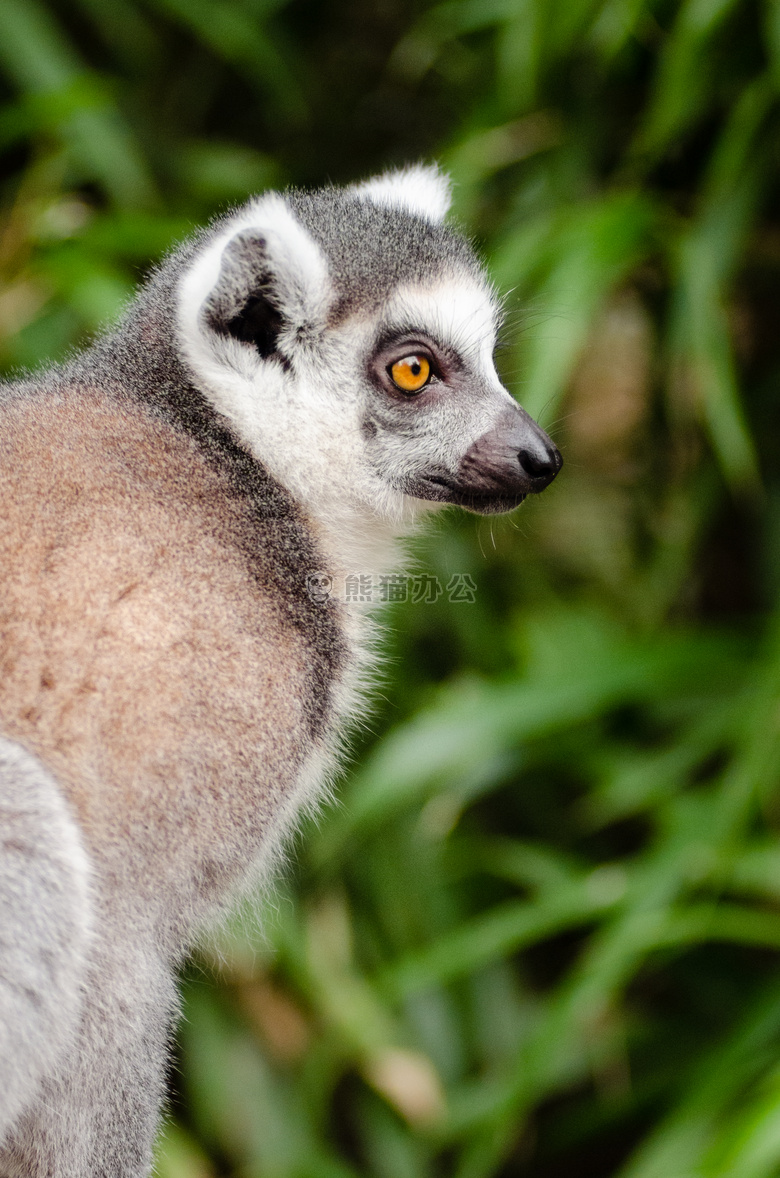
[0,739,92,1144]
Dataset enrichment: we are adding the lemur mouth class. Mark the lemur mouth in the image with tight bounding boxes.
[405,417,561,515]
[407,474,527,516]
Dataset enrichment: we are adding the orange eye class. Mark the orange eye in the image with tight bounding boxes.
[389,354,431,393]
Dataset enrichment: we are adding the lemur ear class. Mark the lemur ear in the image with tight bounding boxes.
[203,230,284,358]
[186,195,330,359]
[352,164,452,224]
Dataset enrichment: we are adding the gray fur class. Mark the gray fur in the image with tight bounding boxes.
[285,187,482,319]
[0,168,560,1176]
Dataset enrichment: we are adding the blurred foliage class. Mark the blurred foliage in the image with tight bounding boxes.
[3,0,780,1175]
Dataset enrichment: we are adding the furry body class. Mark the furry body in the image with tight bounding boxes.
[0,167,560,1174]
[0,345,335,1177]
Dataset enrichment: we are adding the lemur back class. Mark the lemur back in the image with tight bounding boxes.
[0,166,560,1176]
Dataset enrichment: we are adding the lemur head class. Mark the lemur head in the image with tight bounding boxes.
[177,165,561,527]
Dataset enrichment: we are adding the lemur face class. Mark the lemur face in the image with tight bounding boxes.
[177,166,561,526]
[357,281,560,516]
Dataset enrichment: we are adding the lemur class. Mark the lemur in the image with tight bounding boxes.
[0,165,560,1176]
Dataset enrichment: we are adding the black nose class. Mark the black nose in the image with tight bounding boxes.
[450,403,563,514]
[518,442,562,491]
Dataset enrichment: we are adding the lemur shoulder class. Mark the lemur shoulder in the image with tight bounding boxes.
[0,165,560,1176]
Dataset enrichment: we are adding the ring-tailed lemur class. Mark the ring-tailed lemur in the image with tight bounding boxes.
[0,165,560,1175]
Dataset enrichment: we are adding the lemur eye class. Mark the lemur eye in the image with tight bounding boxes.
[389,355,431,393]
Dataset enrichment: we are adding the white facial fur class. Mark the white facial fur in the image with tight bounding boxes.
[176,167,517,576]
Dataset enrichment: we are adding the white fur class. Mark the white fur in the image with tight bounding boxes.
[178,191,332,377]
[384,277,503,389]
[180,268,504,585]
[352,164,452,223]
[0,740,93,1144]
